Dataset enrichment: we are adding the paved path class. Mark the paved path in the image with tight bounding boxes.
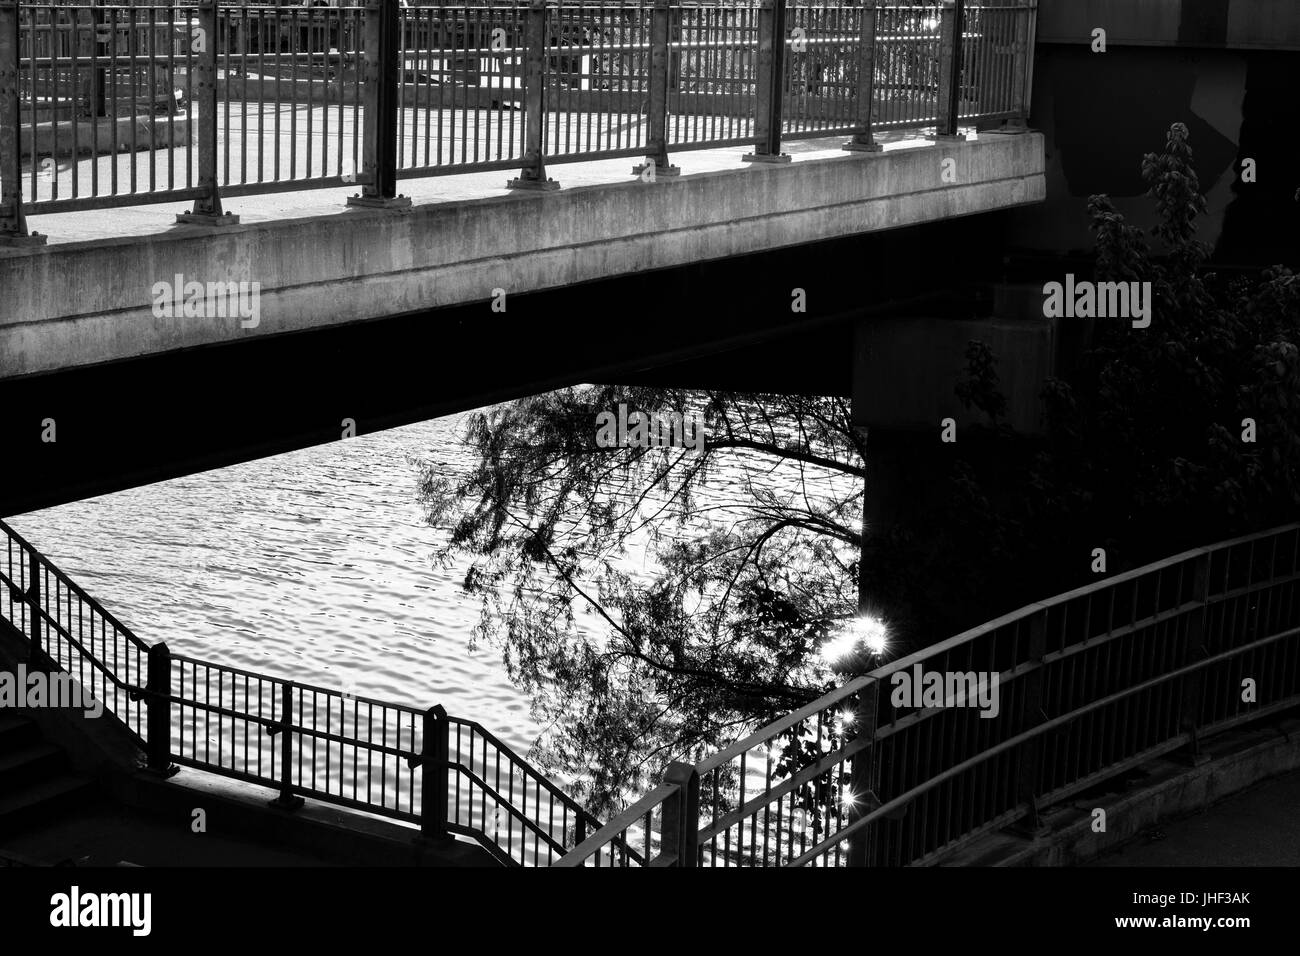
[1089,768,1300,866]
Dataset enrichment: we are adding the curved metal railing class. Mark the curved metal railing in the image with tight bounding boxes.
[558,522,1300,866]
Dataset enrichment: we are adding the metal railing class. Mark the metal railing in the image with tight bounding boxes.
[558,523,1300,865]
[6,514,1296,867]
[0,516,637,866]
[0,0,1038,238]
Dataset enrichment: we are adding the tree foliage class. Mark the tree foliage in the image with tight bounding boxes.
[417,122,1298,816]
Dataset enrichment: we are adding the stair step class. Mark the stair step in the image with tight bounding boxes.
[0,742,66,788]
[0,716,40,752]
[0,774,95,833]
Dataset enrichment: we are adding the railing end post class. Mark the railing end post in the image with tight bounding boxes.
[662,760,699,867]
[419,704,451,841]
[144,642,179,778]
[268,682,304,809]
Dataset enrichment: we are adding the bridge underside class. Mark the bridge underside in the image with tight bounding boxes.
[0,206,1027,517]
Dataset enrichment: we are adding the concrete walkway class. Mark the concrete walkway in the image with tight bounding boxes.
[23,126,958,245]
[1,801,341,867]
[1088,767,1300,867]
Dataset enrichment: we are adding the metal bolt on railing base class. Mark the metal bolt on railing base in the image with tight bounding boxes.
[927,132,968,144]
[176,210,241,227]
[741,153,791,165]
[631,162,680,178]
[346,194,412,209]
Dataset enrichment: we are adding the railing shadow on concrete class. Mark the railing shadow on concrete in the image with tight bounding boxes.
[0,515,638,866]
[0,0,1039,241]
[557,522,1300,866]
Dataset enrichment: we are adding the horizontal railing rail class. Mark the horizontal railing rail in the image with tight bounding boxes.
[0,0,1039,238]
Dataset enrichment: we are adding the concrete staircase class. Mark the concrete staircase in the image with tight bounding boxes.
[0,715,95,835]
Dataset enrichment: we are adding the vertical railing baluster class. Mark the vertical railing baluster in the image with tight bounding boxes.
[24,551,41,659]
[347,0,408,208]
[1180,553,1214,764]
[660,761,699,866]
[508,0,557,190]
[743,0,789,164]
[633,0,678,179]
[1011,607,1048,834]
[0,0,42,242]
[843,0,880,153]
[845,680,880,866]
[177,0,237,224]
[1007,0,1037,130]
[933,0,965,141]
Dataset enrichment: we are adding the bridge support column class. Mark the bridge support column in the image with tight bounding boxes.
[347,0,410,209]
[843,0,882,153]
[743,0,790,165]
[508,0,559,191]
[632,0,680,180]
[177,0,241,225]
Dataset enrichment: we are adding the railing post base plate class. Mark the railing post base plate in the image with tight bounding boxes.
[268,794,305,811]
[506,176,560,192]
[176,211,241,227]
[990,116,1033,135]
[0,232,47,246]
[143,763,180,779]
[346,194,412,210]
[741,152,791,165]
[631,162,680,178]
[1008,818,1051,840]
[928,132,968,144]
[842,140,883,153]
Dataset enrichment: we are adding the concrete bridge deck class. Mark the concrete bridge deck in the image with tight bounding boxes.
[0,128,1045,381]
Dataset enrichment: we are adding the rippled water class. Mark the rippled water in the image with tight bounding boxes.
[12,398,859,776]
[10,412,543,755]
